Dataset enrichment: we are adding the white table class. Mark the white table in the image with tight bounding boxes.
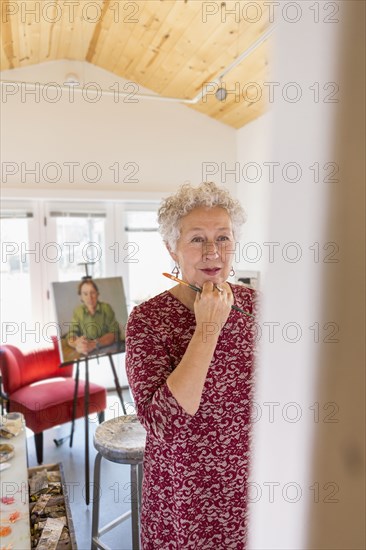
[0,415,31,549]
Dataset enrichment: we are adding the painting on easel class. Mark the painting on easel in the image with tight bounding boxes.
[52,277,128,364]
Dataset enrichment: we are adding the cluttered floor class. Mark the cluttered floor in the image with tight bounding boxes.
[26,390,136,550]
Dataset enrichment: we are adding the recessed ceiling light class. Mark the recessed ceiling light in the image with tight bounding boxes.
[64,73,80,86]
[215,87,227,101]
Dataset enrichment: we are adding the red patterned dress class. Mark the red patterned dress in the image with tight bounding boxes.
[125,284,256,550]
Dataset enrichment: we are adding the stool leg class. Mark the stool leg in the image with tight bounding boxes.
[131,464,140,550]
[137,463,143,521]
[91,453,103,550]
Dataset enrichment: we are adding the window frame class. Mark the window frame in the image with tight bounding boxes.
[0,198,172,340]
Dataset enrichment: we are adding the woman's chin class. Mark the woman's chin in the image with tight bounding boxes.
[199,274,228,286]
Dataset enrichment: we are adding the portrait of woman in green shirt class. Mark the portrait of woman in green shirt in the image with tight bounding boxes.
[67,280,121,355]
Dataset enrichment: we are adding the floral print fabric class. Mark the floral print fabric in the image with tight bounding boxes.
[126,284,257,549]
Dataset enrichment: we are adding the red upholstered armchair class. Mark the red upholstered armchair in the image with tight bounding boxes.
[0,337,107,464]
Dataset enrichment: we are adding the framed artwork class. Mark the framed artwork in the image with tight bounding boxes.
[235,270,260,290]
[52,277,128,364]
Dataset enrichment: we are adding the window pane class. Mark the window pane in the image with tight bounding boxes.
[0,218,32,344]
[125,211,158,230]
[125,211,173,307]
[55,216,106,281]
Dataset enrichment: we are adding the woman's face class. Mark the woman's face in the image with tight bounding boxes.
[169,206,236,287]
[80,283,99,311]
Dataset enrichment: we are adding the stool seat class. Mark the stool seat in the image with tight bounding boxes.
[94,415,146,464]
[92,415,146,550]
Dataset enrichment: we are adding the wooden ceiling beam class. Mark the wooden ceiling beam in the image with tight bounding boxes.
[86,0,110,63]
[113,1,190,82]
[1,0,16,69]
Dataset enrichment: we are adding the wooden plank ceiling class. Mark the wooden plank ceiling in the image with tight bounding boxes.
[1,0,272,128]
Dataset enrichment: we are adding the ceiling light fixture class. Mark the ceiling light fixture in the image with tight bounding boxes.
[64,73,80,87]
[215,87,227,102]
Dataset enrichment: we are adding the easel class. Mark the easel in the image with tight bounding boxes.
[56,263,127,505]
[68,346,126,505]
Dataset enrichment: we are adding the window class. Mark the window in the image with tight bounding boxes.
[124,210,173,307]
[0,209,38,347]
[1,214,32,315]
[0,201,174,350]
[50,211,106,281]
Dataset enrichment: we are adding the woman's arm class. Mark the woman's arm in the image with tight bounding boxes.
[68,332,116,354]
[95,332,115,347]
[166,281,233,415]
[66,309,82,349]
[126,281,233,440]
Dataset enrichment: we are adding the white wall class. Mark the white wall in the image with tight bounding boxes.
[245,1,365,549]
[1,60,237,196]
[236,111,272,277]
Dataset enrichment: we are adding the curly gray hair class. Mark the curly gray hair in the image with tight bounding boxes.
[157,182,247,251]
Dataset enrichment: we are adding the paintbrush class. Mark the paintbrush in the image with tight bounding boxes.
[162,272,254,318]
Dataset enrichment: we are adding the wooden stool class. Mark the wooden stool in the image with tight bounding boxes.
[91,415,146,550]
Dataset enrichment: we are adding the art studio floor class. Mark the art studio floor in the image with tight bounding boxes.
[26,390,136,550]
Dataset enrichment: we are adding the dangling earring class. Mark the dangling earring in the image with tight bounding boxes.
[229,267,235,277]
[172,264,180,277]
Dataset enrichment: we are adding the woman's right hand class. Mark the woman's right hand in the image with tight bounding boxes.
[193,281,233,337]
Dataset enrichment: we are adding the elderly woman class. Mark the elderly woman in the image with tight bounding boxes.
[126,182,257,549]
